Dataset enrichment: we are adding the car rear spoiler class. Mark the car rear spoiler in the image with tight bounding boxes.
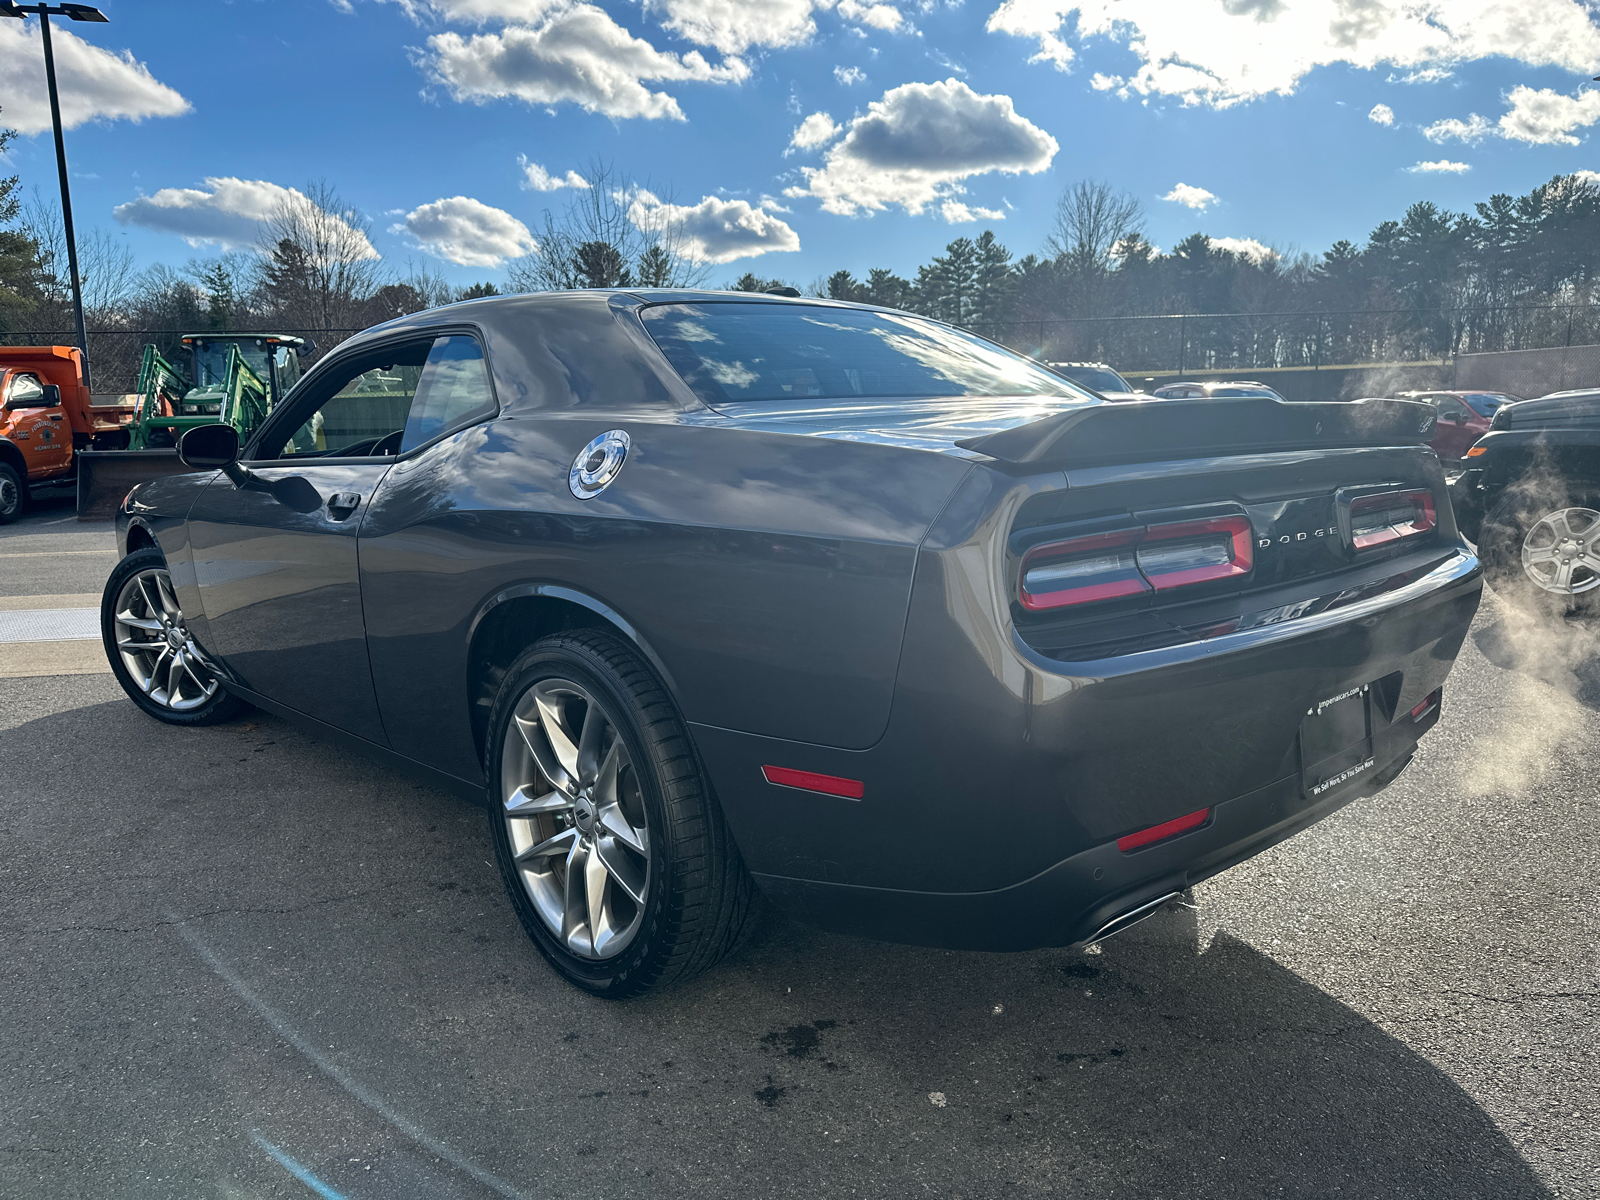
[954,396,1439,468]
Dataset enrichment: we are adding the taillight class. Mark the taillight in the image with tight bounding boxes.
[1020,516,1253,612]
[1349,489,1436,550]
[1138,516,1253,590]
[1019,529,1145,611]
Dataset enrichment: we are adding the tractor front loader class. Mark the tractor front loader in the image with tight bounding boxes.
[77,333,310,519]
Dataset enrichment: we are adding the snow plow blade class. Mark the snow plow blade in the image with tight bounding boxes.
[75,449,194,521]
[954,396,1440,468]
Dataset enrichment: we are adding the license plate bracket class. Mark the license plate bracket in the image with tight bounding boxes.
[1301,684,1375,801]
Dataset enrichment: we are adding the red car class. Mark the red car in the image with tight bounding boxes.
[1400,391,1522,461]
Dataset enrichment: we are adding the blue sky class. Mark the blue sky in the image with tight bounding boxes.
[3,0,1600,289]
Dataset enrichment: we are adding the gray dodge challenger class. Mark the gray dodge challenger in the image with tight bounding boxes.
[103,290,1481,996]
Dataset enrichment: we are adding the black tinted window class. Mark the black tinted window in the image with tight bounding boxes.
[641,303,1088,406]
[1053,366,1129,392]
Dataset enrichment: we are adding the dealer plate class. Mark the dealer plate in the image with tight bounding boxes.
[1301,684,1375,800]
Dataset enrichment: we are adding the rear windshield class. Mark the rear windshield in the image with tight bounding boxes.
[640,302,1088,406]
[1052,365,1130,393]
[1464,392,1515,417]
[1210,386,1281,399]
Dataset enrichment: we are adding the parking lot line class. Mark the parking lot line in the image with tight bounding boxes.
[0,640,109,678]
[0,609,101,643]
[0,594,100,612]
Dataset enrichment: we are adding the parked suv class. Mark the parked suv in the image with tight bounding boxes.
[1451,388,1600,612]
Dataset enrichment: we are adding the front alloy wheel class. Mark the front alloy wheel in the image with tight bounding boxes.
[101,547,248,725]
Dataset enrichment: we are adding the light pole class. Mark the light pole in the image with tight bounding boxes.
[0,2,109,390]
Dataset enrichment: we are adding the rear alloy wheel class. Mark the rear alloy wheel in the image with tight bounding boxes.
[1480,483,1600,616]
[487,630,758,998]
[0,463,24,525]
[101,547,249,725]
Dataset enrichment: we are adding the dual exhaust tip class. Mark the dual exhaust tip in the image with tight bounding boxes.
[1084,890,1185,947]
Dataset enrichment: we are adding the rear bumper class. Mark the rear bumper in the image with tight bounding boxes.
[751,718,1425,951]
[696,547,1479,950]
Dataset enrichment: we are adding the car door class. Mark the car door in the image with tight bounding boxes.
[183,335,442,744]
[4,373,72,478]
[1432,399,1476,459]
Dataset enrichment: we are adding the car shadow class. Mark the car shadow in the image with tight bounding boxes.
[2,694,1558,1200]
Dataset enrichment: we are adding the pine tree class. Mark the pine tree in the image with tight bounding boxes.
[0,115,45,331]
[971,230,1014,326]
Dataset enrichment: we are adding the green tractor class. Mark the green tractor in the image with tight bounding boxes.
[77,333,313,519]
[129,333,310,449]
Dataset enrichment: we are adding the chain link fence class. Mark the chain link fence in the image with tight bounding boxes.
[0,327,365,394]
[966,304,1600,380]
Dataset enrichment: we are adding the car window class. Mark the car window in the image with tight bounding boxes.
[1210,387,1280,398]
[641,302,1089,407]
[266,342,431,459]
[6,373,46,405]
[400,336,496,453]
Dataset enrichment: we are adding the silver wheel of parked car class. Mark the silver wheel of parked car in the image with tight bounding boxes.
[500,676,652,960]
[1520,506,1600,595]
[112,566,221,711]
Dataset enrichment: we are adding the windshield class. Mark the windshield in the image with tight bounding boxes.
[189,341,300,394]
[1464,392,1514,417]
[1211,386,1282,399]
[1051,365,1131,393]
[641,302,1091,407]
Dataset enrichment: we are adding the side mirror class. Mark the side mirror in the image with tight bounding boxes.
[41,384,61,407]
[298,338,316,357]
[179,421,244,481]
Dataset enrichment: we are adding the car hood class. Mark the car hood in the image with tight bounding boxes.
[701,395,1102,457]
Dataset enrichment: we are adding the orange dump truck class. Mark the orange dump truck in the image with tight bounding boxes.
[0,346,135,524]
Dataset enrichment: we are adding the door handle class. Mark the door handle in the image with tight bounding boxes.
[327,491,362,519]
[48,413,63,421]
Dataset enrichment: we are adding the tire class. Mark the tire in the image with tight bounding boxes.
[1478,478,1600,617]
[0,463,25,525]
[101,547,250,725]
[486,629,758,998]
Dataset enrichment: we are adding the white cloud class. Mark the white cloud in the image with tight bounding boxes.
[645,0,820,54]
[417,4,749,121]
[401,196,538,267]
[940,200,1005,222]
[838,0,904,31]
[1498,85,1600,145]
[788,111,841,151]
[112,178,379,258]
[1162,182,1217,210]
[519,157,590,190]
[1090,73,1121,90]
[1574,169,1600,187]
[835,64,867,85]
[1368,103,1394,125]
[1210,236,1276,263]
[785,78,1057,219]
[1425,85,1600,149]
[627,192,800,263]
[985,0,1600,108]
[383,0,566,21]
[0,21,189,136]
[1424,113,1492,143]
[1407,158,1471,173]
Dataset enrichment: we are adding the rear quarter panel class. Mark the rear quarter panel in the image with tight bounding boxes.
[356,414,973,782]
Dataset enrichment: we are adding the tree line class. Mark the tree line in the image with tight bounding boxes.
[4,104,1599,371]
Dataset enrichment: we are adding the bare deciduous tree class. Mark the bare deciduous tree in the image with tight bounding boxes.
[1047,181,1145,277]
[21,190,139,323]
[507,162,708,293]
[255,180,384,329]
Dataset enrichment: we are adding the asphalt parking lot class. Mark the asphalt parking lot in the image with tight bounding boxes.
[1,494,1596,1199]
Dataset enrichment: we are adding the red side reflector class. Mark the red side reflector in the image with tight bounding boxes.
[1410,688,1441,721]
[761,765,865,799]
[1116,807,1211,852]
